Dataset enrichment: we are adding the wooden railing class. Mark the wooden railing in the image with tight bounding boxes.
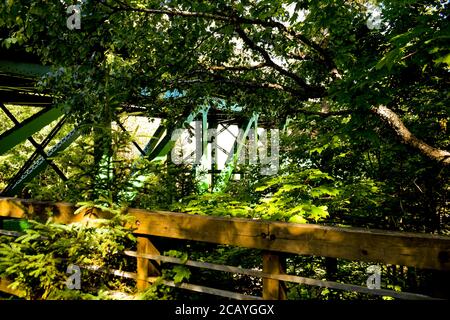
[0,197,449,300]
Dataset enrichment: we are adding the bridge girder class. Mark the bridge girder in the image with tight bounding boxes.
[0,59,280,198]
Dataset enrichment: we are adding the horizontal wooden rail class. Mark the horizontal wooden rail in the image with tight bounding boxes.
[1,197,450,270]
[85,265,262,300]
[156,279,262,300]
[124,251,438,300]
[1,229,434,300]
[0,229,22,237]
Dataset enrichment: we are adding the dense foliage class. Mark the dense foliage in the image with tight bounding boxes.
[0,0,448,300]
[0,212,135,299]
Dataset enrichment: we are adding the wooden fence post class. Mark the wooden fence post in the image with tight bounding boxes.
[262,251,287,300]
[136,236,161,291]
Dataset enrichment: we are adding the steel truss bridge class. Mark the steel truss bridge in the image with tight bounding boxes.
[0,55,281,199]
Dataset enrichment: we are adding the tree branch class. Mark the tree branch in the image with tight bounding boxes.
[235,26,324,98]
[166,77,304,97]
[203,62,267,72]
[234,27,304,85]
[263,19,335,70]
[105,1,335,68]
[295,109,352,117]
[371,105,450,165]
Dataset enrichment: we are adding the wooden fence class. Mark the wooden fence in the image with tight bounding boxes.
[0,197,449,300]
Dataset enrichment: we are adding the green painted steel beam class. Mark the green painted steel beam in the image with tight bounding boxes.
[213,114,258,193]
[142,124,165,156]
[121,109,205,202]
[194,108,212,193]
[0,104,68,182]
[148,110,201,162]
[147,129,176,161]
[0,60,50,78]
[0,106,64,155]
[2,128,80,196]
[0,91,53,105]
[0,74,35,90]
[0,61,53,105]
[201,109,209,158]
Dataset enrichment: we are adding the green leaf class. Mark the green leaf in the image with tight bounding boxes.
[308,205,329,222]
[309,144,329,155]
[433,53,450,67]
[172,265,191,284]
[376,48,402,71]
[310,186,340,198]
[288,215,307,224]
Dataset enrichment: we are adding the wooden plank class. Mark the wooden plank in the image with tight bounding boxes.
[267,222,450,271]
[129,208,269,250]
[136,237,160,291]
[0,278,24,297]
[0,197,103,223]
[262,252,286,300]
[83,265,138,280]
[153,279,263,301]
[86,266,262,300]
[1,197,449,271]
[0,229,22,237]
[124,251,438,300]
